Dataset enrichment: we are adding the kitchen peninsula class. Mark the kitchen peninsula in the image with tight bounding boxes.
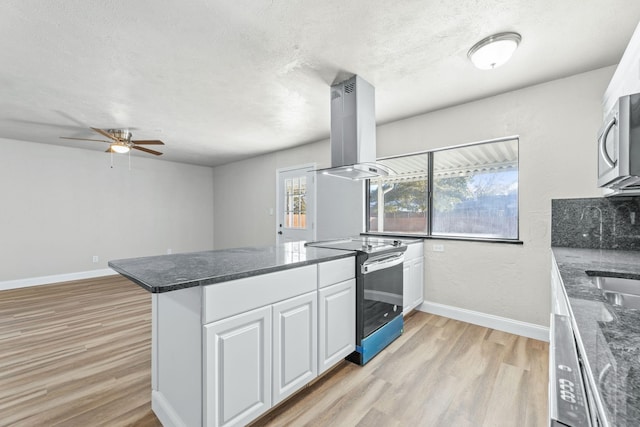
[109,242,356,427]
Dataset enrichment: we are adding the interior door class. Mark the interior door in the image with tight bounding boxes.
[276,165,316,244]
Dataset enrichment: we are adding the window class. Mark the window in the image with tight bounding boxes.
[284,176,307,229]
[367,137,519,241]
[368,153,429,234]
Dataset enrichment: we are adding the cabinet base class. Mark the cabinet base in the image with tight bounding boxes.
[347,315,403,365]
[152,390,190,427]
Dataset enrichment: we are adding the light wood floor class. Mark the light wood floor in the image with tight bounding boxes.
[0,276,548,427]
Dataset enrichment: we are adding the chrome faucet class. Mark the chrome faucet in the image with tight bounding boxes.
[580,206,603,246]
[613,204,640,239]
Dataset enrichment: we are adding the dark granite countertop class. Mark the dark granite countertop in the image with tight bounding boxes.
[552,247,640,426]
[109,241,354,293]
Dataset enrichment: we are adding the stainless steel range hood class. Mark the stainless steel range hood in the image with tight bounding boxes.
[316,75,393,180]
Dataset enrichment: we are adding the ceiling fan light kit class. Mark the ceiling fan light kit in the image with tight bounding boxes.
[468,32,522,70]
[60,128,165,157]
[110,143,131,154]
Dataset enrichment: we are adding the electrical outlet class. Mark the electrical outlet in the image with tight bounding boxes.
[92,255,99,263]
[167,248,172,254]
[432,244,444,252]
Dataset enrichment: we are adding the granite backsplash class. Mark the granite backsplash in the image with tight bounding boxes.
[552,196,640,250]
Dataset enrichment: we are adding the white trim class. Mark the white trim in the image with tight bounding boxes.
[275,163,317,244]
[152,390,187,427]
[418,300,549,342]
[0,268,116,291]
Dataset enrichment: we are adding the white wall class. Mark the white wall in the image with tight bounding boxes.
[378,67,611,326]
[212,66,614,327]
[213,141,329,248]
[0,138,214,283]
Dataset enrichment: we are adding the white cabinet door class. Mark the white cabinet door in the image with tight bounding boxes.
[603,21,640,113]
[272,291,318,405]
[318,279,355,374]
[403,257,424,314]
[410,257,424,310]
[403,243,424,314]
[203,306,272,427]
[402,262,412,312]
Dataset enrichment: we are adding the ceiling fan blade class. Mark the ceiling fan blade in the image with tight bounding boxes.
[131,139,165,145]
[132,145,163,156]
[60,136,111,143]
[90,127,119,141]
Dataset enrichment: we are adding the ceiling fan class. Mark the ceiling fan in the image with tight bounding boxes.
[60,127,165,156]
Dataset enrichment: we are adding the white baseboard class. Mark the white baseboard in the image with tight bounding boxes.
[419,301,549,342]
[0,268,116,291]
[152,390,187,427]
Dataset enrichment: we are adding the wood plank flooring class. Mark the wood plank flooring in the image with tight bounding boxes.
[252,311,549,427]
[0,276,548,427]
[0,276,161,427]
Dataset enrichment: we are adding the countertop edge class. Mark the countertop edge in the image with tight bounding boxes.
[108,251,355,293]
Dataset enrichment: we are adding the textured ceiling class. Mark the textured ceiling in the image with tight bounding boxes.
[1,1,639,167]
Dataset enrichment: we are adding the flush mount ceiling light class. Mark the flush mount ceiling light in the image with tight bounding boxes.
[468,32,521,70]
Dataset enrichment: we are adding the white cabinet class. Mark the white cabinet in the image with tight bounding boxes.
[604,21,640,113]
[272,291,317,404]
[403,242,424,314]
[151,257,355,427]
[203,306,272,427]
[318,278,355,374]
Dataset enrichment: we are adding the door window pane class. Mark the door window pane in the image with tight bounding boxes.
[284,177,307,229]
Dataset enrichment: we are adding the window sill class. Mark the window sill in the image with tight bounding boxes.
[362,232,523,245]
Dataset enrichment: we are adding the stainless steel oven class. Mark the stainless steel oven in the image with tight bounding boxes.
[306,237,406,365]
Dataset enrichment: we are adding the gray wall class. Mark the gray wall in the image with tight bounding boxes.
[0,138,215,282]
[212,66,614,326]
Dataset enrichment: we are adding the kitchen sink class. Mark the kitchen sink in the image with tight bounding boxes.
[593,276,640,295]
[587,274,640,310]
[602,291,640,310]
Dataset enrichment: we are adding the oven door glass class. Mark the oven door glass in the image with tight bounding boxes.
[362,262,403,338]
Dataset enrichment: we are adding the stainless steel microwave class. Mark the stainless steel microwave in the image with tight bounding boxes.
[597,92,640,194]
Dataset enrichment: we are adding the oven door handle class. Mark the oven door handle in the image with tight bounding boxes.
[361,254,405,275]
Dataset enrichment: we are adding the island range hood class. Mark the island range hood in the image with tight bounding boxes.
[316,75,393,180]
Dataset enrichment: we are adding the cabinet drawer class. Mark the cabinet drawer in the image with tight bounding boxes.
[203,265,317,324]
[318,257,355,289]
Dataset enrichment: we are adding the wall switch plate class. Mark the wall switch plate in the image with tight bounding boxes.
[92,255,99,263]
[167,248,172,254]
[432,244,444,252]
